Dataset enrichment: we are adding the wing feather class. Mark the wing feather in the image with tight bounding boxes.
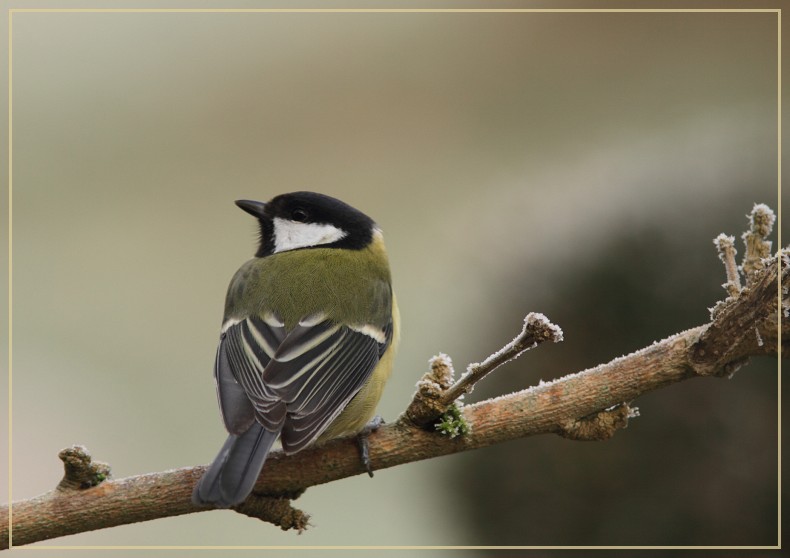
[214,341,256,435]
[215,306,394,454]
[216,316,288,432]
[275,325,384,452]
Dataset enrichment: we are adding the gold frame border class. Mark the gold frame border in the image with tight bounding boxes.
[5,6,782,551]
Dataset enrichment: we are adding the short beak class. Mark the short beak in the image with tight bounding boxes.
[235,199,268,219]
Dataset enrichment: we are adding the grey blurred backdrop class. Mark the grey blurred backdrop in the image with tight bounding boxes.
[0,0,784,555]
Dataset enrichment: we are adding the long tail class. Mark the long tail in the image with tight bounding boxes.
[192,423,279,508]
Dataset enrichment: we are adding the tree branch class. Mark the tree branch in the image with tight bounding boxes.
[442,312,564,406]
[1,204,784,549]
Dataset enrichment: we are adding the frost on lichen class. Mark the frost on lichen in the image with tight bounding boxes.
[713,233,742,298]
[527,312,565,343]
[434,403,470,438]
[741,203,776,276]
[427,353,456,390]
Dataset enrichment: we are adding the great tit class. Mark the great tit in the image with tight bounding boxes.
[192,191,399,508]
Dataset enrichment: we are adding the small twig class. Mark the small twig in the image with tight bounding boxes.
[741,203,775,277]
[400,353,458,426]
[57,446,111,491]
[714,233,741,297]
[691,247,784,376]
[557,403,639,441]
[233,494,310,532]
[400,314,562,428]
[440,312,563,406]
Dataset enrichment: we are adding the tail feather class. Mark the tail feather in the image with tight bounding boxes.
[192,423,279,508]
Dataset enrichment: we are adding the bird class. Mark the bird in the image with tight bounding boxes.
[192,191,399,508]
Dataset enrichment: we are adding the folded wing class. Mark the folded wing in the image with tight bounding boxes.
[215,312,393,452]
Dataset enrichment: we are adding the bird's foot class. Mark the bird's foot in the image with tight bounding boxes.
[356,415,385,478]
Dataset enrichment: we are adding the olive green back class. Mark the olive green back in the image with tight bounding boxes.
[224,234,392,330]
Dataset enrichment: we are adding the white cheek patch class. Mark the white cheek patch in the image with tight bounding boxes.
[272,217,348,253]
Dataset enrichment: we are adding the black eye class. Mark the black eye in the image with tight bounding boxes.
[291,209,309,222]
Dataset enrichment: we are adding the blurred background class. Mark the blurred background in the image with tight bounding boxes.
[0,0,784,555]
